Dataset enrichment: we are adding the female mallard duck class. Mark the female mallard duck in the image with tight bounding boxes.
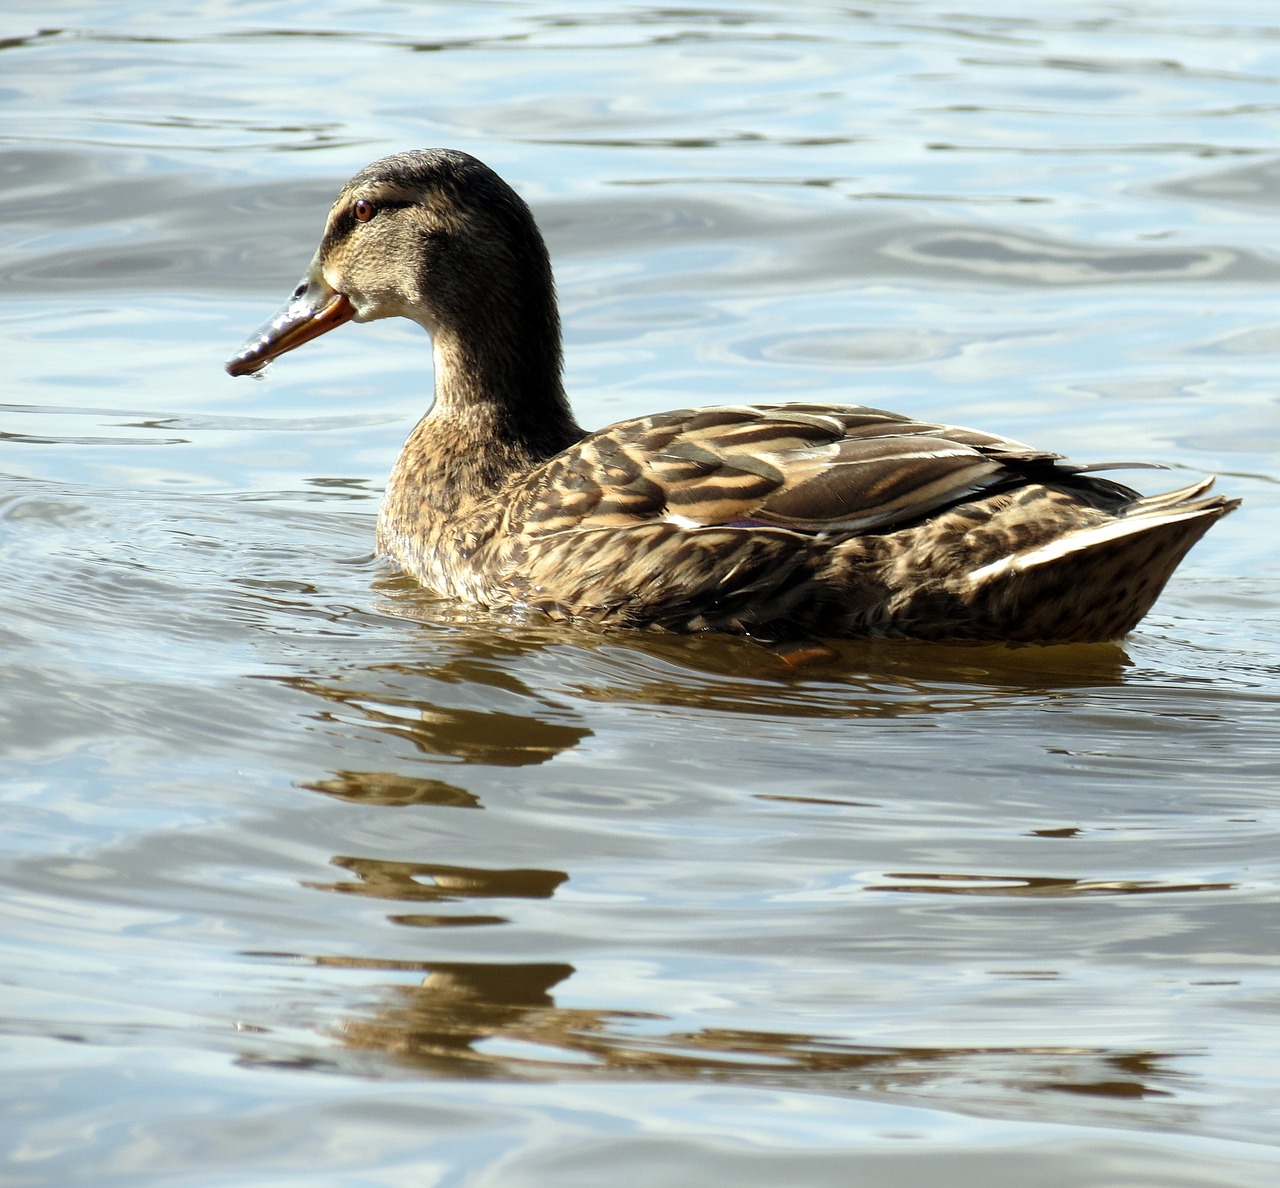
[227,149,1237,643]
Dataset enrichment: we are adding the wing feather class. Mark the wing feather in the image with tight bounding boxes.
[504,403,1062,538]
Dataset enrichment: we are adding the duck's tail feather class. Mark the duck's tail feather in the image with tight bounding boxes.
[964,480,1238,642]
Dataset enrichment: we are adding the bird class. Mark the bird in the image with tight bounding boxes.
[226,149,1238,644]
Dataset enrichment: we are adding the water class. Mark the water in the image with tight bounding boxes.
[3,1,1280,1183]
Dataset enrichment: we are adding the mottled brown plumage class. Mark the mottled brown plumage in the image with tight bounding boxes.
[227,149,1238,643]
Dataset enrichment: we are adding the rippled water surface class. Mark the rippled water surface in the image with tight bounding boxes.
[4,2,1280,1184]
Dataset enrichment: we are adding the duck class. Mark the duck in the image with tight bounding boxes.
[226,148,1238,643]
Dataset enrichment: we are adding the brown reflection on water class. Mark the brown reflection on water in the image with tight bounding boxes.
[282,671,591,765]
[302,770,481,808]
[325,959,579,1074]
[868,872,1236,897]
[320,957,1197,1127]
[289,602,1136,740]
[307,856,567,932]
[551,637,1134,726]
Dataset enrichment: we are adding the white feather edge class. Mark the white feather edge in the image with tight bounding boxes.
[968,503,1219,584]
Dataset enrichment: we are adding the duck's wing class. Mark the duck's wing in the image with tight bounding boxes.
[508,403,1072,537]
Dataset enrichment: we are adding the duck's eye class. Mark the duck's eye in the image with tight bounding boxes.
[354,198,376,222]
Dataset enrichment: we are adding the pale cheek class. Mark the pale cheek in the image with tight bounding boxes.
[349,289,427,326]
[328,269,388,321]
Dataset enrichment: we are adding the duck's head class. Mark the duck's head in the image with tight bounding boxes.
[226,149,559,379]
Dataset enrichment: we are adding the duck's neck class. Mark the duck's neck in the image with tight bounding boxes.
[429,323,582,478]
[377,321,584,563]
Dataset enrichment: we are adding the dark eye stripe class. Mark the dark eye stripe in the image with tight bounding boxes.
[323,207,358,252]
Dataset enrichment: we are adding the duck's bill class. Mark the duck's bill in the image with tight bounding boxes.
[225,276,354,377]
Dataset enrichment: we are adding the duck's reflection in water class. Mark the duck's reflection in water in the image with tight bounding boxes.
[279,624,1133,790]
[319,956,1198,1131]
[306,855,568,927]
[271,608,1175,1129]
[302,770,482,808]
[284,669,592,765]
